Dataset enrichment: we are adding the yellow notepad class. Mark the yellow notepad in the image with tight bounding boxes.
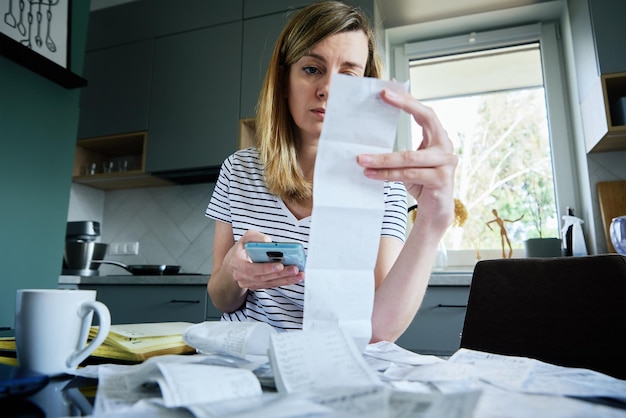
[0,323,197,363]
[89,322,197,361]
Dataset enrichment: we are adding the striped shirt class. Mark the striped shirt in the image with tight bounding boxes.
[205,147,408,331]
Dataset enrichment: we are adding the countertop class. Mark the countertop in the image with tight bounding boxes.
[58,274,210,286]
[429,271,473,286]
[59,272,471,286]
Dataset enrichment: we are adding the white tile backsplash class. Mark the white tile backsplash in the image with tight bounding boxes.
[69,182,215,275]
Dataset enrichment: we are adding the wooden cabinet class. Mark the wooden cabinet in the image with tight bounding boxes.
[146,22,242,172]
[72,132,173,190]
[76,284,222,324]
[77,40,153,139]
[570,0,626,152]
[395,286,469,356]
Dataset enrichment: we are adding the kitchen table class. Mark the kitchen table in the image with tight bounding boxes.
[2,343,626,417]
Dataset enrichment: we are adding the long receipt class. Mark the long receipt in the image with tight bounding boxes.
[269,326,381,393]
[304,74,408,351]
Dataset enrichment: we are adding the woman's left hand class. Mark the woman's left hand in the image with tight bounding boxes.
[356,88,457,231]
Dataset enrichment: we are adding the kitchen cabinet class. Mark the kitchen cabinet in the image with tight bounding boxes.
[243,0,317,19]
[240,13,289,118]
[75,283,221,324]
[570,0,626,152]
[86,0,242,51]
[580,72,626,153]
[146,22,242,172]
[395,285,470,356]
[77,40,153,139]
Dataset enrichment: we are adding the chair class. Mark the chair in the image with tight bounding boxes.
[460,254,626,380]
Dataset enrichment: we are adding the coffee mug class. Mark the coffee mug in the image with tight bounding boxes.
[15,289,111,376]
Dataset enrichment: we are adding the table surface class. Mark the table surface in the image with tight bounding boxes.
[2,352,626,417]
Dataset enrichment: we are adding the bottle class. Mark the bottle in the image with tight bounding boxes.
[561,208,588,257]
[564,207,574,256]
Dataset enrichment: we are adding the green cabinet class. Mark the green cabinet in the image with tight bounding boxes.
[76,284,221,324]
[395,286,470,357]
[240,13,289,118]
[86,0,242,51]
[146,22,242,172]
[77,40,153,139]
[243,1,316,18]
[76,0,381,182]
[78,0,243,176]
[569,0,626,152]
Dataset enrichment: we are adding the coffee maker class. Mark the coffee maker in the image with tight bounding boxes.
[62,221,108,276]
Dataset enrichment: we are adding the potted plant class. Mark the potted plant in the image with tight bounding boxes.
[523,176,561,257]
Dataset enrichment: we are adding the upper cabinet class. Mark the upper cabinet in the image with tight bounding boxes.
[76,0,243,188]
[76,0,378,188]
[570,0,626,152]
[78,40,153,139]
[240,12,290,119]
[147,22,242,172]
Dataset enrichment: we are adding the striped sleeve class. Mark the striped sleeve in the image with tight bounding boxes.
[382,181,408,242]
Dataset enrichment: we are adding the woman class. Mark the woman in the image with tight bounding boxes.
[206,0,457,343]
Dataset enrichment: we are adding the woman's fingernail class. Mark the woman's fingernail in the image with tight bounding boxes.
[384,89,397,99]
[358,155,372,164]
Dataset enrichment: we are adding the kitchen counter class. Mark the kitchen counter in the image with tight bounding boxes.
[58,274,210,286]
[59,272,469,287]
[429,271,472,286]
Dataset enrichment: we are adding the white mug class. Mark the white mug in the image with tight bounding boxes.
[15,289,111,376]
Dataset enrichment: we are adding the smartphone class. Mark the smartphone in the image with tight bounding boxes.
[244,242,306,271]
[0,363,49,398]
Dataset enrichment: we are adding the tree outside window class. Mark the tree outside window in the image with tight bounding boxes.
[410,44,558,262]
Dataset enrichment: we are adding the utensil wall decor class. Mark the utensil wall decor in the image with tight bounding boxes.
[0,0,85,88]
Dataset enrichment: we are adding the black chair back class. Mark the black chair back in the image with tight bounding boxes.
[460,254,626,380]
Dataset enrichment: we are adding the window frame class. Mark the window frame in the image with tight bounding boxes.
[390,22,581,268]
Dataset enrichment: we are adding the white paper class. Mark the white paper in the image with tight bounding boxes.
[447,348,626,401]
[157,363,261,407]
[304,74,409,351]
[364,341,446,366]
[183,321,276,358]
[93,355,263,415]
[268,327,381,393]
[187,393,332,418]
[389,390,481,418]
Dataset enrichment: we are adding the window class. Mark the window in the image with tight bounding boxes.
[392,23,579,268]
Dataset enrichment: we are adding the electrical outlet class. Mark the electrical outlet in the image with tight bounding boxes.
[108,242,140,255]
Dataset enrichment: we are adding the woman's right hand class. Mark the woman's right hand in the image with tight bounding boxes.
[228,230,304,291]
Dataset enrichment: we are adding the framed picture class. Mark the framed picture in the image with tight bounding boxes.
[1,0,69,68]
[0,0,85,88]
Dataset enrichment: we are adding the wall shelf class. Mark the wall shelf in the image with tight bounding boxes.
[584,71,626,153]
[72,132,172,190]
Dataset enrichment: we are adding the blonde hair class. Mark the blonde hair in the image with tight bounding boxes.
[256,0,382,202]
